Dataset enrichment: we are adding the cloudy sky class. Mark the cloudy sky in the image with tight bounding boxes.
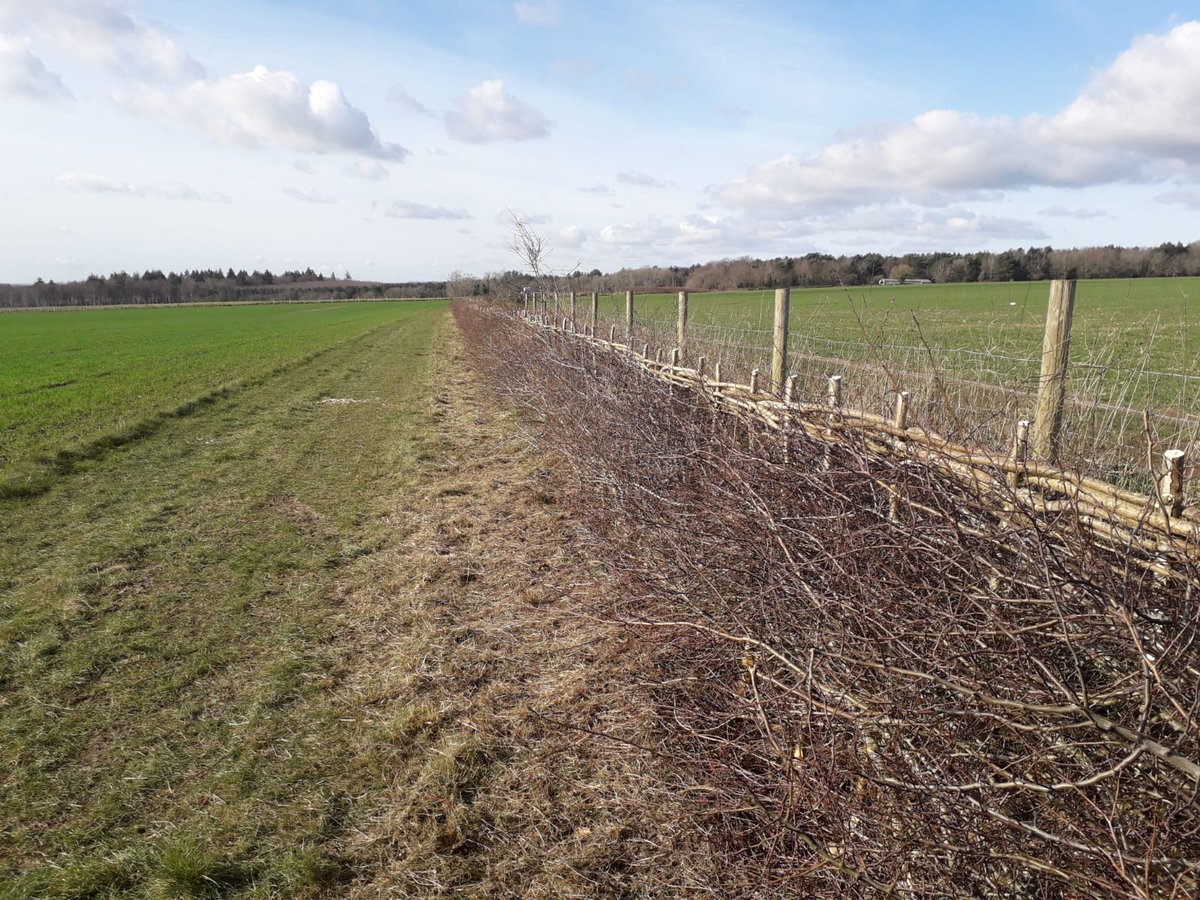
[2,0,1199,283]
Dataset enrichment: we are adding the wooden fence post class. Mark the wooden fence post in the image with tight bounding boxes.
[569,291,576,327]
[824,375,842,469]
[783,375,798,463]
[677,290,689,350]
[697,355,706,379]
[625,289,635,341]
[1033,279,1076,461]
[590,291,598,336]
[888,391,910,521]
[749,368,760,393]
[828,375,843,409]
[1008,419,1030,489]
[772,288,790,394]
[1161,449,1187,518]
[893,391,910,432]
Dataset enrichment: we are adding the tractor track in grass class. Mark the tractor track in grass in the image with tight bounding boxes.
[1,319,408,501]
[1,308,707,897]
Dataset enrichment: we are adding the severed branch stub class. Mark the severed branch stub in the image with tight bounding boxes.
[1160,449,1187,518]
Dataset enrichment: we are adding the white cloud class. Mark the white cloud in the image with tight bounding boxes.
[0,37,71,100]
[589,204,1044,257]
[344,159,389,180]
[598,215,728,249]
[496,209,551,226]
[579,184,612,195]
[717,21,1200,216]
[384,200,471,220]
[1038,206,1110,219]
[283,186,337,204]
[386,84,434,117]
[1156,188,1200,210]
[558,224,588,247]
[445,79,552,143]
[56,172,229,202]
[903,208,1047,242]
[294,159,315,175]
[1054,22,1200,158]
[129,65,409,160]
[0,0,203,83]
[617,170,674,189]
[514,1,560,26]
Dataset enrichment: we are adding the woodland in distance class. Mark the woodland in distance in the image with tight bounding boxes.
[3,241,1198,308]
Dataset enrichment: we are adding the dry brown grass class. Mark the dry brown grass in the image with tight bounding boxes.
[329,326,716,897]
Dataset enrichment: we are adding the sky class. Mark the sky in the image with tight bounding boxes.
[2,0,1199,283]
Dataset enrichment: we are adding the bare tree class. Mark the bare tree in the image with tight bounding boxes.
[508,209,551,280]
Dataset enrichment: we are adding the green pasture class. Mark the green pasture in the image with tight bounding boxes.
[594,278,1198,373]
[0,301,441,497]
[589,279,1199,425]
[1,301,455,895]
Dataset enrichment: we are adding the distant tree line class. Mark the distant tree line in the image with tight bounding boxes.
[0,268,447,308]
[7,241,1199,308]
[454,241,1200,297]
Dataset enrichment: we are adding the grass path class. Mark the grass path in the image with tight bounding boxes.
[1,307,697,897]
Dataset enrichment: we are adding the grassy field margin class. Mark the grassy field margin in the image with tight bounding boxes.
[1,304,701,897]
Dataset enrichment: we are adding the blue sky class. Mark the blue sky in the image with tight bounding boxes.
[1,0,1197,282]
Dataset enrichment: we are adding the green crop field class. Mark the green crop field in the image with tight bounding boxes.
[595,277,1198,378]
[1,299,497,895]
[585,278,1199,480]
[2,298,695,897]
[0,301,442,499]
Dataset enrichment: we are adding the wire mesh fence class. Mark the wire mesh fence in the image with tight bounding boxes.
[550,285,1198,501]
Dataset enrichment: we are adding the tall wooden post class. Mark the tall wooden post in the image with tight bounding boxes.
[569,290,576,327]
[771,288,790,394]
[1033,280,1076,461]
[590,291,599,336]
[888,391,910,521]
[1008,419,1031,489]
[824,375,842,470]
[625,289,634,341]
[1161,449,1187,518]
[677,290,689,350]
[827,376,842,405]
